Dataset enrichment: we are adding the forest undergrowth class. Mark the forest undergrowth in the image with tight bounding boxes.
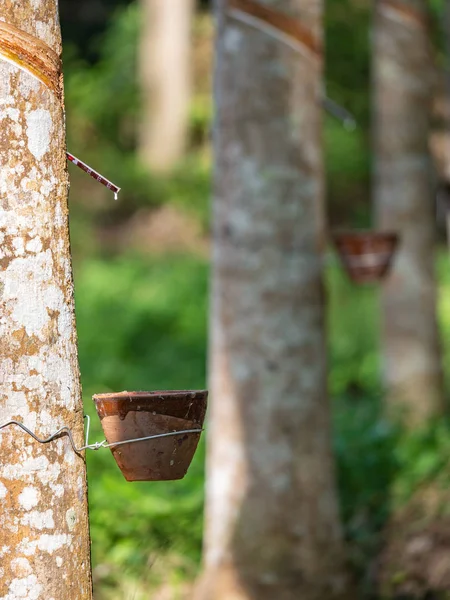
[71,248,450,599]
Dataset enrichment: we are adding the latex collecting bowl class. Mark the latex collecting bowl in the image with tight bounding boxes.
[332,231,399,284]
[93,390,208,482]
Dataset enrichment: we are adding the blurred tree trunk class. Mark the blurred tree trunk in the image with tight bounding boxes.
[373,0,444,423]
[139,0,194,172]
[0,2,92,598]
[196,1,353,599]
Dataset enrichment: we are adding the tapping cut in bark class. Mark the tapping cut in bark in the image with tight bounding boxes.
[228,0,321,59]
[0,20,62,96]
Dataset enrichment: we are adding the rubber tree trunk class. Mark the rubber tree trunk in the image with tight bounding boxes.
[373,0,444,423]
[197,1,352,599]
[139,0,194,172]
[0,2,93,598]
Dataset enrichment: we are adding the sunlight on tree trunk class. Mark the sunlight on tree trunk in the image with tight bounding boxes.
[373,0,444,424]
[196,1,353,599]
[0,2,92,598]
[139,0,194,172]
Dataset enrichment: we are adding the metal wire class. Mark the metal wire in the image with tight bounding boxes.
[0,416,203,454]
[322,96,357,131]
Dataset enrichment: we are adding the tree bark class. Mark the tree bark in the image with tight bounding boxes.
[139,0,194,172]
[0,2,92,599]
[197,1,352,599]
[373,0,444,423]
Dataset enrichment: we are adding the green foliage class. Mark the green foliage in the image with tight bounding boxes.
[64,4,163,220]
[326,255,380,396]
[437,252,450,391]
[64,3,211,229]
[61,2,450,596]
[391,421,450,508]
[63,1,371,231]
[74,255,208,593]
[325,0,371,127]
[324,0,373,228]
[65,3,140,152]
[334,394,397,585]
[73,248,450,598]
[325,118,371,227]
[163,156,211,231]
[75,255,208,396]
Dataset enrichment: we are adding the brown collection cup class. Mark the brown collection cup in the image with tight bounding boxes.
[332,231,399,284]
[93,390,208,482]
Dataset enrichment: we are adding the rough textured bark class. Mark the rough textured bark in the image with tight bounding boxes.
[197,1,352,599]
[373,0,444,423]
[139,0,194,172]
[0,2,93,599]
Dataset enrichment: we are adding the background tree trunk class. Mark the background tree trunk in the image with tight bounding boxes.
[197,1,352,599]
[0,2,92,598]
[373,0,444,424]
[139,0,195,172]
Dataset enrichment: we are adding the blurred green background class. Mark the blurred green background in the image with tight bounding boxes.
[59,0,450,597]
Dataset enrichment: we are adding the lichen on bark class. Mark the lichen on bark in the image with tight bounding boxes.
[0,2,92,598]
